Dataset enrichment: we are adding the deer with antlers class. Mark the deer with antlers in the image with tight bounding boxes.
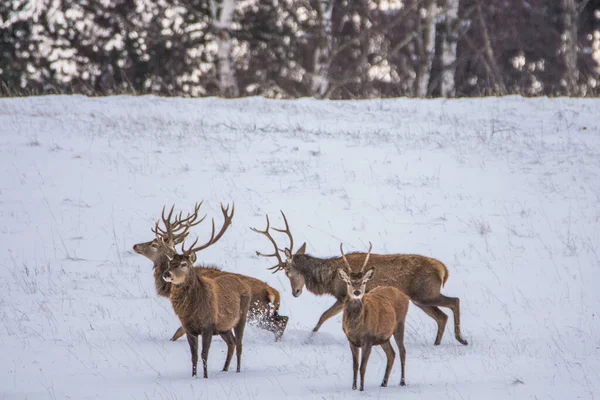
[251,212,468,346]
[133,203,289,341]
[155,202,252,378]
[338,242,409,391]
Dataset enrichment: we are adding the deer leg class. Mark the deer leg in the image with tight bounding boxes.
[312,300,344,332]
[413,303,448,345]
[349,343,360,390]
[185,332,199,377]
[170,326,186,342]
[219,331,236,372]
[394,320,407,386]
[359,343,373,391]
[200,330,213,378]
[380,340,396,387]
[234,296,251,372]
[433,295,468,345]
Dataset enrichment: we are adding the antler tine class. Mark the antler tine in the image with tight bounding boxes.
[360,241,373,272]
[153,205,176,249]
[250,215,285,271]
[183,202,235,255]
[153,220,174,251]
[169,202,207,243]
[339,243,352,271]
[272,210,294,253]
[174,201,205,228]
[181,236,199,256]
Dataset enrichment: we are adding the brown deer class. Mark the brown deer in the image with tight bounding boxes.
[133,203,289,341]
[251,211,468,346]
[157,203,252,378]
[338,242,409,391]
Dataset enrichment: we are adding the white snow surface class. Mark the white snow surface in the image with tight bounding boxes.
[0,95,599,399]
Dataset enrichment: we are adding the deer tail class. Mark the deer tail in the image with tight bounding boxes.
[265,286,281,313]
[440,262,449,288]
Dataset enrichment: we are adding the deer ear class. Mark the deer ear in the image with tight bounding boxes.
[284,248,292,259]
[296,242,307,255]
[363,268,375,282]
[338,269,351,283]
[189,253,197,263]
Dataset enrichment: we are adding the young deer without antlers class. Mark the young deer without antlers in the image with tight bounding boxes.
[252,212,468,346]
[133,203,288,341]
[157,203,252,378]
[338,242,409,391]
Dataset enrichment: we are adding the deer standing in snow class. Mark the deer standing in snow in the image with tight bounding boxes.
[133,203,288,341]
[251,211,467,346]
[157,203,251,378]
[338,242,409,391]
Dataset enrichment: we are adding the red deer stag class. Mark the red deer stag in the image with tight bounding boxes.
[157,203,252,378]
[251,211,467,346]
[338,242,409,391]
[133,203,289,340]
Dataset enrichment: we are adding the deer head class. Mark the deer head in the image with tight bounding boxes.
[133,203,204,263]
[338,242,374,300]
[250,211,307,297]
[157,202,234,284]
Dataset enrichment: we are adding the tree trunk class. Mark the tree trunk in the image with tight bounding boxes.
[211,0,239,98]
[562,0,579,95]
[415,0,437,98]
[440,0,459,97]
[475,0,505,95]
[311,0,334,98]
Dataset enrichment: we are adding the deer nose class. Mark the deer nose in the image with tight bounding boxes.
[163,271,171,280]
[293,288,302,297]
[353,290,361,297]
[132,244,139,252]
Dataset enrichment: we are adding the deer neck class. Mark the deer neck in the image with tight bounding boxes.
[344,298,365,322]
[153,255,171,298]
[294,254,338,296]
[169,271,211,319]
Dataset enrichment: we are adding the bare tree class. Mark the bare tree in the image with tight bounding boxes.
[415,0,438,97]
[562,0,579,95]
[211,0,239,97]
[311,0,334,97]
[440,0,459,97]
[474,0,506,94]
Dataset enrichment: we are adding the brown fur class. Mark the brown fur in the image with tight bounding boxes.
[133,239,289,341]
[281,247,467,346]
[341,279,410,391]
[164,253,252,378]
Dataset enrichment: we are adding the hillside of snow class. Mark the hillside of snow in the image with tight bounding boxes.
[0,95,599,399]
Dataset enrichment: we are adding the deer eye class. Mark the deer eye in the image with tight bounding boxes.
[150,243,158,248]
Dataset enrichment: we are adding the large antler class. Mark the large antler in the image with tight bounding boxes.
[180,202,235,256]
[272,211,294,253]
[250,211,295,273]
[340,242,373,273]
[152,202,206,249]
[250,215,285,273]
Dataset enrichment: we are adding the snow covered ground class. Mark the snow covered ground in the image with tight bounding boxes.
[0,95,599,399]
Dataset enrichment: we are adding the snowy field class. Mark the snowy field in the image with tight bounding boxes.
[0,95,599,400]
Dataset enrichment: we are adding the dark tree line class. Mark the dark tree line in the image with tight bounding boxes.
[1,0,599,98]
